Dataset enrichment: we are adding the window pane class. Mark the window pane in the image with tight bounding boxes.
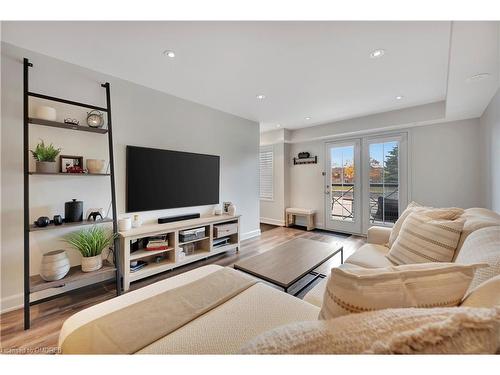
[369,141,399,225]
[331,145,355,222]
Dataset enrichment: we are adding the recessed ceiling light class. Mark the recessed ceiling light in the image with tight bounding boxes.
[305,117,311,121]
[395,95,404,100]
[163,50,176,58]
[370,49,385,58]
[276,124,281,128]
[466,73,491,83]
[256,94,266,100]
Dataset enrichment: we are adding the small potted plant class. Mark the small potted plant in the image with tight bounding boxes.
[64,226,117,272]
[30,139,61,173]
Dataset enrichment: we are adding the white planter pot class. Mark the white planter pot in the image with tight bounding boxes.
[36,161,58,174]
[40,250,70,281]
[81,254,103,272]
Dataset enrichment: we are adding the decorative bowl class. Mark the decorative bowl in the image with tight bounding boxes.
[86,159,105,174]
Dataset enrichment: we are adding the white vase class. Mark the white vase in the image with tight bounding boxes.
[132,214,142,228]
[228,204,236,216]
[40,250,70,281]
[81,254,103,272]
[35,106,57,121]
[119,217,132,231]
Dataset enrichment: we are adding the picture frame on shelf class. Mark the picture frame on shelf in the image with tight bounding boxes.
[223,201,232,213]
[60,155,84,173]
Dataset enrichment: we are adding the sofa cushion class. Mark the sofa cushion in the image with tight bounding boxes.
[303,263,362,307]
[461,275,500,308]
[345,244,394,268]
[240,306,500,354]
[318,263,480,320]
[387,212,465,265]
[455,226,500,292]
[454,208,500,259]
[388,202,464,248]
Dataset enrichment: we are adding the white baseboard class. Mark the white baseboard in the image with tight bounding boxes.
[260,217,285,226]
[1,293,23,314]
[241,229,261,240]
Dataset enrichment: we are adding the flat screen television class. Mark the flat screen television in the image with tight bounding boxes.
[126,145,220,212]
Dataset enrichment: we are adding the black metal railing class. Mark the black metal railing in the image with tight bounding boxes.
[330,182,399,223]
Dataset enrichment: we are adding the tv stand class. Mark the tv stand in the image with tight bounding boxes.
[119,214,240,291]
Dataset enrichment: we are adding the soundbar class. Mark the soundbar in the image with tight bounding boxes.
[158,213,200,224]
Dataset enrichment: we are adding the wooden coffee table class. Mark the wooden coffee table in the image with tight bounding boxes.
[234,237,343,296]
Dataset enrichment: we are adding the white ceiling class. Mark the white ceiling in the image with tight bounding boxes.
[1,21,498,132]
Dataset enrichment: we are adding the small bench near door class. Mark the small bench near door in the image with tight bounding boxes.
[285,208,316,231]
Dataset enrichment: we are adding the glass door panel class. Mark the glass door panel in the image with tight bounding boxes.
[325,139,361,234]
[363,134,408,232]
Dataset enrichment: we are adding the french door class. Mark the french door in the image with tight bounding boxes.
[325,133,408,234]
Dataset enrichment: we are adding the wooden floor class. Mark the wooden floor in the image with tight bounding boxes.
[0,225,364,353]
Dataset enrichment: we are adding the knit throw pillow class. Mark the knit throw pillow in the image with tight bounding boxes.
[318,263,481,320]
[240,306,500,354]
[386,212,465,265]
[387,202,464,248]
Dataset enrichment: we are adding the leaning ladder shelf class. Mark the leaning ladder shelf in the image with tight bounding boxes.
[22,58,122,329]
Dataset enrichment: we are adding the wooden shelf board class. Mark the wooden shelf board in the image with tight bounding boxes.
[178,236,209,246]
[29,218,113,232]
[119,214,240,238]
[28,118,108,134]
[130,247,174,261]
[29,172,110,176]
[212,243,238,252]
[30,262,116,293]
[129,260,175,281]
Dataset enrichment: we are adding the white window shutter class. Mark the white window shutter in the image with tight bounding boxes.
[259,146,273,200]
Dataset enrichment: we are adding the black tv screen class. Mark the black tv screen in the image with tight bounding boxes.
[126,145,220,212]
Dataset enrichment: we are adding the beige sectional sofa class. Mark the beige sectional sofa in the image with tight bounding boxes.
[304,207,500,307]
[59,207,500,354]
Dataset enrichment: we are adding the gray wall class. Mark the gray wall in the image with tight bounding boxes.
[1,42,260,312]
[480,88,500,211]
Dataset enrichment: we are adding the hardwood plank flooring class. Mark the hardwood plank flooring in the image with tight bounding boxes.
[0,225,364,353]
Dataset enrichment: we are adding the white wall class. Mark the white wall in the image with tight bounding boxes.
[480,88,500,211]
[1,42,260,312]
[287,119,483,230]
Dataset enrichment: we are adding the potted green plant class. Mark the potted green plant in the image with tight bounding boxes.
[30,139,61,173]
[64,226,117,272]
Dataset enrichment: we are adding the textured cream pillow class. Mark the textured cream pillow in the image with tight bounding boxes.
[455,226,500,292]
[461,275,500,308]
[386,212,465,265]
[240,307,500,354]
[387,202,464,248]
[319,263,481,320]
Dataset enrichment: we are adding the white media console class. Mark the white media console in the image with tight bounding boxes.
[119,214,240,291]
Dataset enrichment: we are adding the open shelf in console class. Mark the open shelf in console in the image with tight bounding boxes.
[119,214,241,291]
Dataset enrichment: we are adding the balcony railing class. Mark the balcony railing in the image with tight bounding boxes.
[330,182,399,223]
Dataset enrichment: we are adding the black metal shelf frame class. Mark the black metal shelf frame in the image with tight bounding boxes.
[23,58,122,329]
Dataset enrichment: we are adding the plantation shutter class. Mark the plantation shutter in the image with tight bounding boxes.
[260,145,274,200]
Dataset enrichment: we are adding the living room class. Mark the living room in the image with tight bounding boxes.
[1,0,500,370]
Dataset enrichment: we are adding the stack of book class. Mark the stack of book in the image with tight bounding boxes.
[146,235,169,250]
[130,260,147,272]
